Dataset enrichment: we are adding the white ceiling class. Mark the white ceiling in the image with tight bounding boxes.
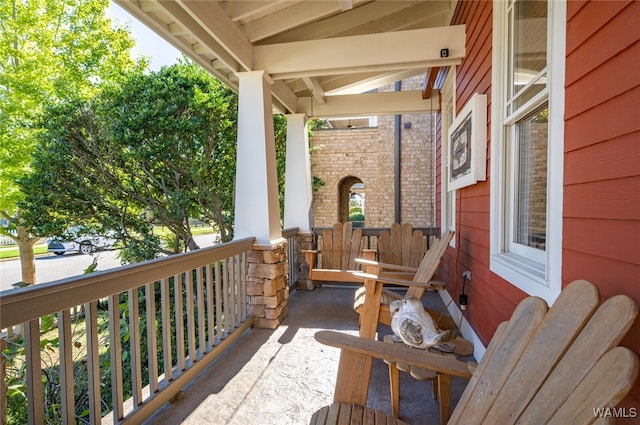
[114,1,463,117]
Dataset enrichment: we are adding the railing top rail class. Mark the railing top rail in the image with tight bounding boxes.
[0,237,255,327]
[311,226,441,237]
[282,227,300,238]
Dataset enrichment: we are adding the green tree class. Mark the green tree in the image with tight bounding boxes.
[21,62,290,261]
[0,0,139,284]
[21,62,235,260]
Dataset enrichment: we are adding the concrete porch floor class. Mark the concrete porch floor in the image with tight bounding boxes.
[144,286,473,425]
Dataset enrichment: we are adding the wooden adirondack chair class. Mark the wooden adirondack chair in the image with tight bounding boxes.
[304,222,375,284]
[351,230,469,420]
[377,223,428,269]
[310,280,639,425]
[352,230,456,334]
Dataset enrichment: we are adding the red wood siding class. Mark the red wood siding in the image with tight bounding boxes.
[564,0,640,407]
[436,0,528,347]
[437,0,640,408]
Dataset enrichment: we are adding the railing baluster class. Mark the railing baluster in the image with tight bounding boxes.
[160,278,173,382]
[109,294,124,421]
[0,237,257,425]
[214,261,223,343]
[128,289,142,406]
[146,283,159,395]
[85,301,101,424]
[230,255,237,330]
[174,273,185,372]
[24,319,44,425]
[196,266,206,357]
[222,258,230,338]
[240,253,247,321]
[185,269,196,364]
[206,263,215,350]
[58,310,74,425]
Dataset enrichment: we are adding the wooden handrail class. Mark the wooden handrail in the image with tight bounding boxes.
[1,236,258,425]
[0,237,255,328]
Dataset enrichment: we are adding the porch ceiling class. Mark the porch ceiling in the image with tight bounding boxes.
[114,0,463,117]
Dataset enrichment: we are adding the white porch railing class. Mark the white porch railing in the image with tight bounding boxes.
[0,237,255,425]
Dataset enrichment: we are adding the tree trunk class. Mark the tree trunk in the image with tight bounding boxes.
[186,235,199,251]
[17,225,38,285]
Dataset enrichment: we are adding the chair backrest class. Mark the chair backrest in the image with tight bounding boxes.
[378,223,427,268]
[405,230,454,299]
[316,279,638,425]
[318,222,364,270]
[450,279,639,424]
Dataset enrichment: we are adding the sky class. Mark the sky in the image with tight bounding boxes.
[106,2,182,71]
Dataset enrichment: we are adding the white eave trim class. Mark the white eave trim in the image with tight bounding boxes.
[255,26,466,79]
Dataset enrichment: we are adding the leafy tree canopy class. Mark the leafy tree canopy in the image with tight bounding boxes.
[0,0,140,283]
[0,0,140,215]
[21,61,288,262]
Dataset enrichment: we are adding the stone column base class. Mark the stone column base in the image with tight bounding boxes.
[247,241,289,329]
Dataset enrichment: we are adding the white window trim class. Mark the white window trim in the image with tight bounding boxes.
[490,0,565,305]
[440,69,456,246]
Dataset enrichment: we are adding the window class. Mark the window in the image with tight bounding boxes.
[440,69,456,244]
[491,0,565,303]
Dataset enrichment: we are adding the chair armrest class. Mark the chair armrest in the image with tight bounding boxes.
[303,250,317,270]
[315,330,472,379]
[355,258,418,273]
[352,272,445,290]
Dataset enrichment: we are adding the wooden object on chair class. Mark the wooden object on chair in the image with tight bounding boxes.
[311,279,639,425]
[303,222,374,284]
[353,230,456,332]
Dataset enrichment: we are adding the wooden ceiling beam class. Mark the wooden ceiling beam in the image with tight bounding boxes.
[302,77,327,104]
[241,1,343,43]
[179,0,254,71]
[325,69,428,95]
[422,67,440,99]
[334,1,452,37]
[297,90,439,118]
[255,26,465,78]
[263,1,416,44]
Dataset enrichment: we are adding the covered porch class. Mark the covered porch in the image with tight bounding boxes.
[4,0,639,422]
[0,229,471,424]
[142,286,469,425]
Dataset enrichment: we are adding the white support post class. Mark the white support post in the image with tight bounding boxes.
[283,113,312,233]
[234,70,284,246]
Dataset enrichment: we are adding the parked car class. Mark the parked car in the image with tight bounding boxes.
[47,229,118,255]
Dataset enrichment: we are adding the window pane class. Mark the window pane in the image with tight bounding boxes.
[515,103,548,250]
[511,0,547,96]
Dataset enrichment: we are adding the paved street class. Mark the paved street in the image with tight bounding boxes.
[0,233,217,292]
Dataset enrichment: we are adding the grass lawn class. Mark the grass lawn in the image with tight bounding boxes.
[0,244,48,260]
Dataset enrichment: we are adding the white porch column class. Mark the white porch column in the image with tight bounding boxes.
[234,70,283,246]
[283,114,312,233]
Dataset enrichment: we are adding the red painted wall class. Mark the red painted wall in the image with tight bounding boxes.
[436,0,528,347]
[564,0,640,409]
[437,0,640,409]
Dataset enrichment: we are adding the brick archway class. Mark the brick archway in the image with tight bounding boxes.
[338,176,364,223]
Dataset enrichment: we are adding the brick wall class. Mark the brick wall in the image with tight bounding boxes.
[310,75,435,228]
